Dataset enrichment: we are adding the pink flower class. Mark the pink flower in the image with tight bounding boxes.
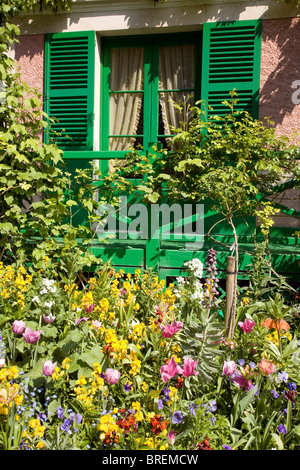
[0,386,18,404]
[23,327,42,344]
[231,371,253,391]
[238,318,256,333]
[160,356,183,383]
[258,358,276,376]
[91,320,102,329]
[222,360,237,377]
[105,368,121,384]
[182,357,199,378]
[75,317,89,325]
[12,320,26,335]
[161,318,183,338]
[42,360,57,376]
[84,303,94,314]
[168,431,175,444]
[43,314,55,324]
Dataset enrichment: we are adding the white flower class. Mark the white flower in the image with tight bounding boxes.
[184,258,204,278]
[176,276,186,284]
[44,301,54,309]
[40,278,57,294]
[32,296,40,304]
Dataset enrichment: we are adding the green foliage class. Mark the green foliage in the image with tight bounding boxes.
[105,94,300,222]
[0,7,104,269]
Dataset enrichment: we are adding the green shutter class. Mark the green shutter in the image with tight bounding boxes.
[44,31,95,151]
[201,20,262,119]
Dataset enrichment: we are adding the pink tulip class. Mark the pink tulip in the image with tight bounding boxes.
[0,386,18,404]
[84,303,94,314]
[43,360,57,376]
[231,371,253,391]
[12,320,26,335]
[222,360,237,377]
[75,317,89,325]
[23,327,42,344]
[238,318,256,333]
[168,431,175,444]
[182,357,199,378]
[43,314,55,324]
[258,358,276,376]
[160,356,183,383]
[105,368,121,384]
[161,318,183,338]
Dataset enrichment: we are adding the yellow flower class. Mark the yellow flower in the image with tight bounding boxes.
[146,412,155,422]
[135,410,144,422]
[131,401,141,412]
[36,441,46,449]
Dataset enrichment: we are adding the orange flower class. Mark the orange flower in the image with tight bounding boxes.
[261,318,290,331]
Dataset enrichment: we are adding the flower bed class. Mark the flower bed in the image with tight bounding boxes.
[0,254,299,450]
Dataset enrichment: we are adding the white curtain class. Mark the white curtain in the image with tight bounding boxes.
[109,48,144,151]
[159,45,195,139]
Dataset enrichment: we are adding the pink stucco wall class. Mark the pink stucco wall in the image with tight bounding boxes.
[260,17,300,138]
[15,34,44,98]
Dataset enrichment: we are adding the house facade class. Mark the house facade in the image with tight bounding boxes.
[12,0,300,280]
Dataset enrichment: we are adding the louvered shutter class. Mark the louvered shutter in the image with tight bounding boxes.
[201,20,262,119]
[44,31,95,151]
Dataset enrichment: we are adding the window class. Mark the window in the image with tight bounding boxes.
[101,34,200,152]
[44,21,264,272]
[44,20,262,161]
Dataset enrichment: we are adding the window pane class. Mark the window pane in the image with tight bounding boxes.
[158,44,195,150]
[109,93,144,151]
[109,136,143,152]
[110,48,144,91]
[158,91,194,135]
[109,47,144,151]
[159,45,195,91]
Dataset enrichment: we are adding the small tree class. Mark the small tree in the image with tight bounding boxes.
[100,93,300,336]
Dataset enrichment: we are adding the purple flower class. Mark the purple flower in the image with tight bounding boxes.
[222,444,233,450]
[162,387,170,402]
[61,418,72,435]
[70,412,82,424]
[158,399,163,410]
[278,371,288,383]
[56,406,65,420]
[38,413,48,422]
[288,382,296,391]
[278,424,287,434]
[123,382,133,393]
[172,411,183,424]
[189,403,197,417]
[271,390,279,399]
[206,400,217,412]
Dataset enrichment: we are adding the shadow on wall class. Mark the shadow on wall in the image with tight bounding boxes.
[259,17,300,129]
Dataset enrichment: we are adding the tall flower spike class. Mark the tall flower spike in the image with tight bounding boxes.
[204,248,219,307]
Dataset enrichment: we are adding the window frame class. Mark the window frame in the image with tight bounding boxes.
[99,32,202,177]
